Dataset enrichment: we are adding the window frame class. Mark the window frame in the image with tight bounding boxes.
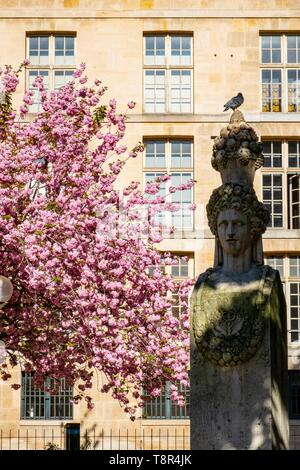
[142,381,190,420]
[288,370,300,420]
[21,372,73,421]
[143,138,194,231]
[260,33,300,113]
[143,254,192,420]
[26,33,76,113]
[264,255,300,345]
[143,33,193,114]
[261,139,300,230]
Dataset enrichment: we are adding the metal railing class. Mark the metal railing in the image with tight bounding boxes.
[0,427,190,450]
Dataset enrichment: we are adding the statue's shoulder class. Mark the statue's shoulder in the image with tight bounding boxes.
[194,267,214,289]
[260,264,281,289]
[255,264,284,307]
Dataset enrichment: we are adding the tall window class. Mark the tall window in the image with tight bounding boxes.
[261,34,300,112]
[144,139,194,231]
[265,255,300,344]
[289,370,300,419]
[144,34,193,113]
[261,140,300,229]
[143,255,192,419]
[143,382,190,420]
[21,372,73,420]
[27,34,75,112]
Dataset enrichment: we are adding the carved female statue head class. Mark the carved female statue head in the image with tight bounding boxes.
[207,183,270,266]
[217,208,251,257]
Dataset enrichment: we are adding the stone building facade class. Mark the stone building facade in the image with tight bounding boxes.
[0,0,299,450]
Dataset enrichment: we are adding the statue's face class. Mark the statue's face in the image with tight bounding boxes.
[217,209,251,257]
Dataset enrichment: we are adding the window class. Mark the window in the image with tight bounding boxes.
[261,140,300,229]
[21,372,73,420]
[27,34,75,112]
[262,173,283,227]
[261,34,300,112]
[143,254,192,419]
[143,381,190,419]
[144,34,193,113]
[171,256,190,319]
[261,35,281,63]
[145,171,166,226]
[265,255,300,344]
[263,141,282,167]
[262,69,282,112]
[144,139,194,231]
[289,370,300,419]
[171,173,193,230]
[289,175,300,229]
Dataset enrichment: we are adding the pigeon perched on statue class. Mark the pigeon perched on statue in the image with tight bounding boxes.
[223,93,244,111]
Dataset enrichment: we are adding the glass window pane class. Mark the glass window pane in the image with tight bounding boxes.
[263,174,272,186]
[264,156,271,167]
[146,36,154,50]
[272,36,281,48]
[261,36,270,48]
[262,50,270,63]
[55,36,64,49]
[40,36,49,50]
[182,37,191,50]
[273,70,281,82]
[289,141,297,154]
[65,36,74,49]
[272,50,281,63]
[273,142,282,154]
[262,69,271,82]
[288,70,297,82]
[273,174,282,186]
[171,36,180,51]
[288,36,297,48]
[274,216,283,227]
[156,36,165,51]
[29,36,38,49]
[288,50,297,63]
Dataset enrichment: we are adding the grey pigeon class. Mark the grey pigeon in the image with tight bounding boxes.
[223,92,244,112]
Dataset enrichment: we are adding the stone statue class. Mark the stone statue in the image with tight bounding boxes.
[191,110,289,450]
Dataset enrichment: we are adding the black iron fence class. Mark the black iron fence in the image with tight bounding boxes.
[0,427,190,450]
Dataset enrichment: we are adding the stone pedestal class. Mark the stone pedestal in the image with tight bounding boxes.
[191,270,289,450]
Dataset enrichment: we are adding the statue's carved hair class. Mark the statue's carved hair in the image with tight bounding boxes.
[207,183,270,239]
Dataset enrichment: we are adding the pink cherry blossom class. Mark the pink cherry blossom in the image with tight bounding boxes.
[0,61,194,417]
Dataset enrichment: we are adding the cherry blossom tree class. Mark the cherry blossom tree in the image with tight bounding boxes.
[0,61,194,418]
